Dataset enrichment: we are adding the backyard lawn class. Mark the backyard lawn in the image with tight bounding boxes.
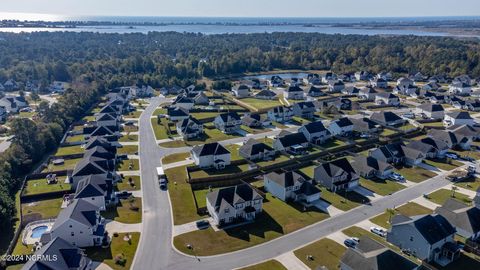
[86,232,140,270]
[21,198,63,220]
[423,158,462,171]
[239,260,286,270]
[159,127,241,148]
[166,166,206,225]
[103,197,142,224]
[65,134,84,143]
[117,159,140,171]
[117,145,138,155]
[294,238,346,270]
[162,152,190,164]
[23,177,71,195]
[370,202,433,229]
[427,189,472,206]
[190,112,219,120]
[359,177,406,196]
[394,166,437,183]
[116,176,141,191]
[299,165,315,179]
[255,155,289,167]
[125,110,143,118]
[54,145,84,156]
[241,98,282,110]
[188,164,251,178]
[42,158,82,172]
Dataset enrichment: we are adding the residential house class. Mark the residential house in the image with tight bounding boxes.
[206,184,263,226]
[130,85,154,97]
[370,111,405,127]
[299,121,332,144]
[407,137,449,159]
[94,113,118,127]
[283,86,304,100]
[327,80,345,92]
[83,125,120,140]
[322,72,337,83]
[0,106,6,122]
[264,171,321,203]
[358,86,377,101]
[268,106,293,123]
[160,85,183,95]
[214,112,242,134]
[84,136,118,153]
[273,132,309,154]
[314,158,359,192]
[42,199,106,248]
[74,174,115,210]
[429,75,447,84]
[167,107,190,122]
[292,101,316,119]
[417,103,445,120]
[304,73,322,85]
[428,129,473,150]
[387,214,459,266]
[3,79,18,91]
[71,158,116,190]
[172,95,194,110]
[328,117,354,136]
[307,85,325,97]
[193,92,210,105]
[242,113,271,128]
[449,96,466,109]
[342,86,360,96]
[397,77,414,88]
[191,142,231,169]
[355,71,371,81]
[453,75,472,85]
[376,72,393,81]
[0,95,28,113]
[23,237,93,270]
[422,82,441,91]
[369,143,425,166]
[447,124,480,140]
[239,139,276,161]
[176,116,204,140]
[443,111,474,127]
[352,156,394,179]
[410,72,427,82]
[340,236,419,270]
[268,75,284,87]
[435,199,480,241]
[429,94,448,104]
[232,84,251,98]
[374,92,400,106]
[254,89,277,100]
[449,82,472,96]
[370,77,388,89]
[350,117,380,135]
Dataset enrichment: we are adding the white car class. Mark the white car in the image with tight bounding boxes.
[402,112,415,119]
[370,227,387,237]
[445,153,458,160]
[389,173,404,182]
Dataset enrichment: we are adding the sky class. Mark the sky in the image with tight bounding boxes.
[1,0,480,19]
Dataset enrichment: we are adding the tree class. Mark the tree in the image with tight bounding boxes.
[30,92,40,105]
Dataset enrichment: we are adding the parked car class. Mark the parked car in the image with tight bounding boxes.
[115,190,132,199]
[344,238,358,248]
[370,227,387,237]
[460,156,475,162]
[389,172,404,182]
[360,133,371,139]
[159,178,167,190]
[402,112,415,119]
[445,153,458,160]
[19,107,33,112]
[195,220,210,230]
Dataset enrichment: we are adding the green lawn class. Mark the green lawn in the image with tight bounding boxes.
[162,152,190,164]
[370,202,433,229]
[21,198,63,220]
[321,139,347,149]
[423,158,462,171]
[6,264,24,270]
[319,187,367,211]
[190,112,219,120]
[299,165,316,179]
[359,177,406,196]
[174,192,329,256]
[117,145,138,155]
[103,197,142,224]
[150,118,169,140]
[119,134,139,142]
[394,166,437,183]
[166,166,206,225]
[427,189,472,206]
[255,155,290,167]
[122,125,138,133]
[239,260,286,270]
[82,115,95,122]
[380,129,396,136]
[125,110,143,118]
[455,177,480,191]
[12,233,33,256]
[241,98,282,110]
[153,108,167,116]
[54,145,84,156]
[86,232,140,270]
[65,134,84,143]
[117,159,140,171]
[188,164,250,178]
[193,188,220,209]
[159,128,241,147]
[24,177,71,195]
[293,238,346,270]
[116,176,141,191]
[42,158,82,172]
[226,144,242,161]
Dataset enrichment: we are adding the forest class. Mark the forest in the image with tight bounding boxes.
[0,31,480,251]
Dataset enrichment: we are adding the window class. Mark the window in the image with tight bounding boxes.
[224,208,229,214]
[71,232,75,237]
[410,236,414,241]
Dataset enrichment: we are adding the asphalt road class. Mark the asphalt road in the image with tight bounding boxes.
[132,96,465,270]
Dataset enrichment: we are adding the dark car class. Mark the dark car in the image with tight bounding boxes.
[195,220,210,229]
[344,238,358,248]
[115,190,132,199]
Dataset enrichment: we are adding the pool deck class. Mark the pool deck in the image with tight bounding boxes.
[23,220,55,245]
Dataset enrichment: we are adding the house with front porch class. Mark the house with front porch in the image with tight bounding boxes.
[283,85,305,100]
[299,121,331,144]
[273,132,309,154]
[352,156,394,180]
[214,112,242,134]
[264,171,321,203]
[191,142,231,169]
[328,117,354,136]
[292,101,316,119]
[176,116,204,140]
[268,106,293,123]
[206,183,263,226]
[435,199,480,241]
[314,158,359,192]
[443,111,474,127]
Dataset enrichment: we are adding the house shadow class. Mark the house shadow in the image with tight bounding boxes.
[343,190,371,205]
[102,204,120,220]
[85,243,114,262]
[224,211,283,242]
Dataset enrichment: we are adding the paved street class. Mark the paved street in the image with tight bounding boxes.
[132,95,474,270]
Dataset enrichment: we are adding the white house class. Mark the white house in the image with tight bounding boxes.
[443,111,474,127]
[264,171,321,203]
[449,82,472,96]
[214,112,242,133]
[358,86,377,101]
[206,184,263,226]
[370,77,388,88]
[172,96,194,110]
[417,103,445,120]
[283,86,304,100]
[327,80,345,92]
[268,106,293,123]
[375,92,400,106]
[328,117,354,136]
[191,142,231,169]
[299,121,331,144]
[43,199,106,248]
[0,95,28,113]
[232,84,251,98]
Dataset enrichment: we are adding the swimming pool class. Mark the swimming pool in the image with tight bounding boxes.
[31,225,48,238]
